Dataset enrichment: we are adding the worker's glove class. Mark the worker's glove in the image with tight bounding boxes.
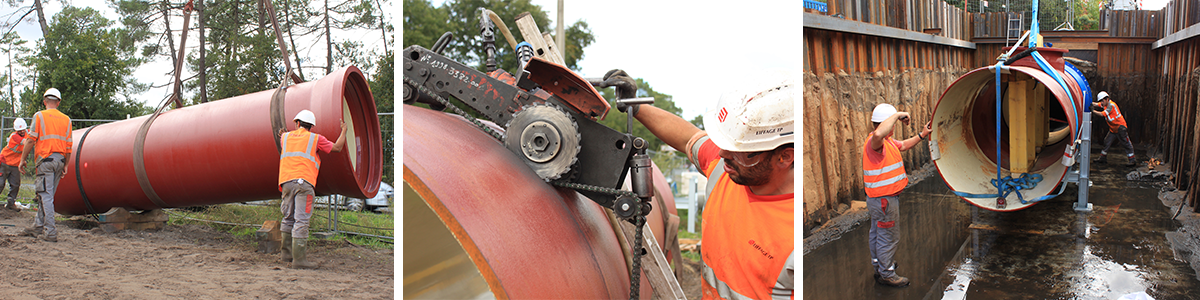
[602,69,638,100]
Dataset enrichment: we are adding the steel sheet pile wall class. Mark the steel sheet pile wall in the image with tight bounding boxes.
[1155,0,1200,212]
[803,0,973,233]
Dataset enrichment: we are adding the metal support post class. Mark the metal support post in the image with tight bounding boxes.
[1074,109,1093,211]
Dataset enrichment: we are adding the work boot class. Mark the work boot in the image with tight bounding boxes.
[20,226,41,237]
[281,233,293,262]
[39,235,57,243]
[1127,157,1137,167]
[290,238,318,269]
[877,274,910,287]
[1093,154,1107,163]
[5,202,18,211]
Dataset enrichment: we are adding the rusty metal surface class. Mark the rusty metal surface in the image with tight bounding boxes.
[524,57,610,120]
[54,66,382,216]
[932,60,1084,211]
[403,105,678,299]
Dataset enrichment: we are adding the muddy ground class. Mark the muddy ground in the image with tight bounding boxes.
[0,209,393,299]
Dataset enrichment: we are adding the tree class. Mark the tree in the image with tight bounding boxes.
[28,6,147,121]
[0,31,33,116]
[595,78,689,169]
[370,51,393,185]
[2,0,52,36]
[443,0,594,72]
[402,0,455,49]
[193,0,282,101]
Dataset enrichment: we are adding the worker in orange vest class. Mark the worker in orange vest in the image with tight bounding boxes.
[863,103,931,288]
[606,70,794,300]
[1091,91,1136,166]
[0,117,27,211]
[277,109,347,269]
[18,88,72,243]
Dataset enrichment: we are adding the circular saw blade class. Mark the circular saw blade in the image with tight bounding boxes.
[504,104,580,182]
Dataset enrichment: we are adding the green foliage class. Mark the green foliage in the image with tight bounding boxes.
[0,31,33,116]
[370,52,395,186]
[596,78,690,169]
[1072,0,1104,30]
[196,0,283,101]
[27,6,147,122]
[402,0,456,49]
[167,203,393,249]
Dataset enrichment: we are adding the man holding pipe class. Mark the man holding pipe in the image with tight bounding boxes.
[19,88,72,243]
[1091,91,1136,166]
[604,70,794,300]
[277,109,347,269]
[863,103,932,287]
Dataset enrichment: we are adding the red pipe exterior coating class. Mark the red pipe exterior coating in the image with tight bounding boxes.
[54,66,383,216]
[403,105,676,299]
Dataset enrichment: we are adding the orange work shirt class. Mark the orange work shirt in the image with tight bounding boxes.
[0,131,24,166]
[1098,101,1128,133]
[692,137,794,300]
[862,134,908,198]
[278,128,333,187]
[29,109,72,161]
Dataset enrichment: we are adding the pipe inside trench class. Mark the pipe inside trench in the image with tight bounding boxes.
[931,48,1089,212]
[402,104,677,299]
[54,66,383,216]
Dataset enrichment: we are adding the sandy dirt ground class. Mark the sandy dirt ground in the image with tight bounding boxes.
[0,209,393,299]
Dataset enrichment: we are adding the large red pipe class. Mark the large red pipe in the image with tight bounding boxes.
[54,66,383,216]
[403,105,677,299]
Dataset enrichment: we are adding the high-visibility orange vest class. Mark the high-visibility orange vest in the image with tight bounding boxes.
[278,129,322,186]
[0,131,24,166]
[698,155,795,300]
[862,134,908,198]
[1100,102,1128,133]
[30,109,72,161]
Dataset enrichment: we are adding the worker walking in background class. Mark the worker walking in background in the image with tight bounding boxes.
[19,88,72,243]
[277,109,347,269]
[863,103,932,288]
[605,70,794,300]
[1,118,28,211]
[1091,91,1136,166]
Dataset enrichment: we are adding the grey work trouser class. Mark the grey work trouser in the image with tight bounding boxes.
[1101,125,1135,158]
[34,153,65,238]
[280,180,315,239]
[868,195,900,278]
[1,163,20,203]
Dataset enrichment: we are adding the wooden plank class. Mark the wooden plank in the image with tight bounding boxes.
[1007,80,1033,174]
[618,221,686,300]
[514,12,565,65]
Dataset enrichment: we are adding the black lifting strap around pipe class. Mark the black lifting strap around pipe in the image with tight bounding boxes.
[75,125,100,220]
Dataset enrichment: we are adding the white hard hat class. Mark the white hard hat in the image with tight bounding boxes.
[703,79,795,152]
[294,110,316,126]
[43,88,61,101]
[12,118,26,131]
[871,103,898,123]
[1096,91,1109,102]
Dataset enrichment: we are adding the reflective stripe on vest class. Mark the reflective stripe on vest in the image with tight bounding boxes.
[280,132,320,169]
[701,256,793,300]
[35,113,69,142]
[1106,103,1122,122]
[31,110,71,161]
[863,135,908,198]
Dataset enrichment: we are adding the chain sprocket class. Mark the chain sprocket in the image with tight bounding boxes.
[505,104,581,182]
